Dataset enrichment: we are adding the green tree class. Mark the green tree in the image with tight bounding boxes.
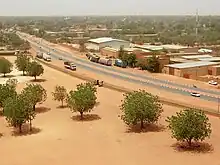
[3,95,32,133]
[118,46,125,59]
[120,90,163,129]
[6,78,18,90]
[21,84,47,130]
[166,108,212,147]
[122,53,137,68]
[52,85,67,107]
[79,40,86,52]
[136,58,148,70]
[0,83,17,108]
[26,61,44,80]
[147,55,160,73]
[67,82,97,120]
[0,57,13,77]
[15,54,30,75]
[21,84,47,111]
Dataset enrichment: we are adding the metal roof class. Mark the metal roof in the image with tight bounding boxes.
[162,44,187,50]
[181,55,212,59]
[134,44,163,51]
[165,61,218,69]
[88,37,128,44]
[199,57,220,62]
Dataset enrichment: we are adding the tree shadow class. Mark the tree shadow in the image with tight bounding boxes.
[12,124,41,137]
[126,123,165,133]
[1,75,16,78]
[94,102,100,107]
[171,142,214,154]
[30,78,47,83]
[35,106,51,114]
[57,105,68,109]
[0,133,3,137]
[71,114,101,122]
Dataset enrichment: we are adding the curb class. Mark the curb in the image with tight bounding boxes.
[35,58,220,117]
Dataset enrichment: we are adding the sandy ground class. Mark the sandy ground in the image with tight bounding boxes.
[42,58,219,112]
[0,61,220,165]
[0,56,33,84]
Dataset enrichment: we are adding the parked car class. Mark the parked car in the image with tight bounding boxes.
[190,92,201,97]
[208,80,218,85]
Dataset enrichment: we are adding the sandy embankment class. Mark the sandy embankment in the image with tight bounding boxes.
[0,61,220,165]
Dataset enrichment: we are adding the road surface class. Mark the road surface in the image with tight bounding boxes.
[18,32,220,103]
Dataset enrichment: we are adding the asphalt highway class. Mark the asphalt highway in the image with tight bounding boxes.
[20,33,220,103]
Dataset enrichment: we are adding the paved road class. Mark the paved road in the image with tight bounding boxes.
[20,33,220,103]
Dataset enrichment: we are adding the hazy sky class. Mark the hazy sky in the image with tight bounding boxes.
[0,0,219,16]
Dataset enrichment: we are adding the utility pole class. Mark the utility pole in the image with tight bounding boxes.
[195,9,199,44]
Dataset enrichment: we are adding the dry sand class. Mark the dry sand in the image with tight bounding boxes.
[0,62,220,165]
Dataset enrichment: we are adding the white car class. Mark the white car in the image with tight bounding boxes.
[190,92,201,97]
[208,80,218,85]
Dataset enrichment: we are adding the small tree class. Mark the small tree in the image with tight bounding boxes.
[67,82,97,120]
[3,95,32,133]
[0,57,13,77]
[147,55,160,73]
[6,78,18,90]
[26,61,44,80]
[166,108,212,147]
[118,45,125,59]
[120,90,163,129]
[52,85,67,107]
[0,83,17,108]
[21,84,47,111]
[122,53,137,68]
[15,54,30,75]
[136,58,148,70]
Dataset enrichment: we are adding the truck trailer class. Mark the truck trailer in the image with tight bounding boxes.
[98,57,112,66]
[64,61,76,71]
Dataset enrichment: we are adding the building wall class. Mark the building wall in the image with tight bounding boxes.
[163,65,217,79]
[100,48,119,58]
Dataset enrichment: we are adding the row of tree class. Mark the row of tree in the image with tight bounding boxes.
[0,54,44,80]
[0,80,46,133]
[51,83,212,148]
[118,46,160,73]
[0,72,212,148]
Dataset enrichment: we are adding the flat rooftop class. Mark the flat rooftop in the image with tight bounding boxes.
[162,44,188,50]
[165,61,218,69]
[181,55,213,59]
[199,57,220,62]
[88,37,128,44]
[134,44,164,51]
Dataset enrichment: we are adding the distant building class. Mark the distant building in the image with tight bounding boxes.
[163,61,219,79]
[86,37,130,51]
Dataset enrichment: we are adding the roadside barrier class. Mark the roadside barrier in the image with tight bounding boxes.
[35,58,220,117]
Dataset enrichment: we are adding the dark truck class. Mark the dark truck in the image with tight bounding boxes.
[64,61,76,71]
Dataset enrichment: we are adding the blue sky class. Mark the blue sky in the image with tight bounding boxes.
[0,0,219,16]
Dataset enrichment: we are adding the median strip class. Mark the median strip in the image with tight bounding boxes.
[35,58,220,117]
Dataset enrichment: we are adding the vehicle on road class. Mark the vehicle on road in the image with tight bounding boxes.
[89,55,100,63]
[114,59,127,68]
[208,80,218,85]
[64,61,76,71]
[43,53,51,62]
[98,57,112,66]
[190,92,201,97]
[36,52,43,59]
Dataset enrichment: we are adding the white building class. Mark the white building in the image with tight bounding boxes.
[86,37,130,51]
